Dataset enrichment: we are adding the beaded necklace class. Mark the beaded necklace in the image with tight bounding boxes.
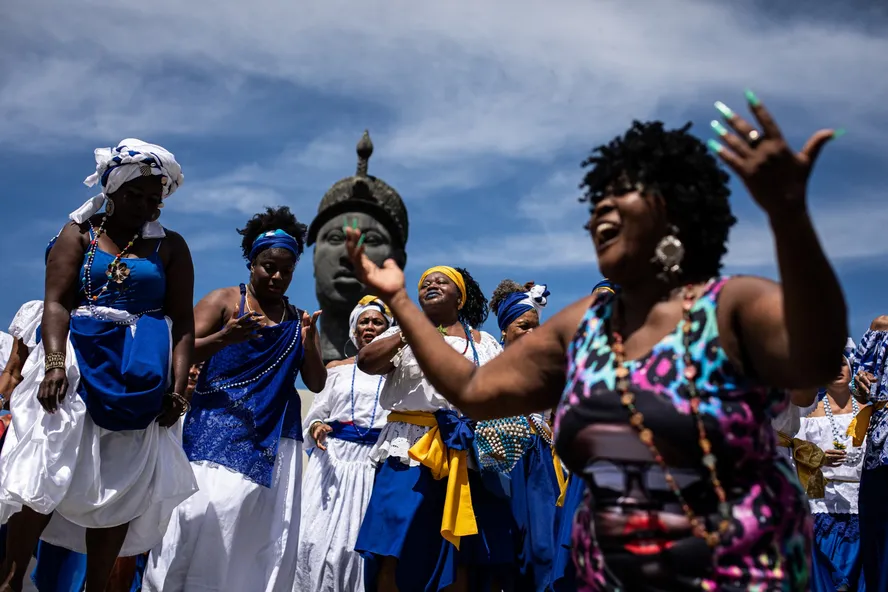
[823,393,862,465]
[245,290,288,325]
[83,217,140,307]
[349,361,384,439]
[611,282,731,548]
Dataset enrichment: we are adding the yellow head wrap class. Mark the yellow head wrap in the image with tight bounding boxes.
[419,266,466,310]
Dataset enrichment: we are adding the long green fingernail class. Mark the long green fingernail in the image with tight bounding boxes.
[351,218,358,230]
[707,139,723,154]
[356,235,366,248]
[744,89,761,107]
[714,101,734,119]
[710,120,729,137]
[832,128,847,139]
[342,217,349,231]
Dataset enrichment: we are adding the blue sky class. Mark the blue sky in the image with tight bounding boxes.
[1,0,887,349]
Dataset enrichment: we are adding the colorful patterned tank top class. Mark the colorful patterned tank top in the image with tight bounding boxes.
[554,278,811,591]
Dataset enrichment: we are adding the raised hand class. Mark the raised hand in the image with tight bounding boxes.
[708,90,840,218]
[221,308,262,345]
[344,219,405,302]
[302,310,322,350]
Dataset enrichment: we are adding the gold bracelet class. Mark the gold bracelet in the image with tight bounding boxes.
[169,392,191,415]
[44,352,66,372]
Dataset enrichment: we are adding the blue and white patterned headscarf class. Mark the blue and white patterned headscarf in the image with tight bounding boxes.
[495,284,549,343]
[71,139,184,239]
[851,330,888,403]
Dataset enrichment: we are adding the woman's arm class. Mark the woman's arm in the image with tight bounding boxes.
[39,223,88,413]
[300,311,326,393]
[356,333,401,375]
[162,231,195,403]
[0,337,29,405]
[789,388,819,408]
[375,289,588,419]
[719,210,846,389]
[302,368,337,448]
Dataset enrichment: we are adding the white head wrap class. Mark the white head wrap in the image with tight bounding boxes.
[349,296,393,348]
[71,138,184,238]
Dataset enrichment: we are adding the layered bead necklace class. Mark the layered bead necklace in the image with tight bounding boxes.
[823,393,862,465]
[349,361,384,439]
[83,216,140,307]
[611,283,731,548]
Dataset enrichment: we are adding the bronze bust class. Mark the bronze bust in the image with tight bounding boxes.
[307,131,408,363]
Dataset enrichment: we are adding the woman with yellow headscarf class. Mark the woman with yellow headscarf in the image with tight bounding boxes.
[354,263,510,592]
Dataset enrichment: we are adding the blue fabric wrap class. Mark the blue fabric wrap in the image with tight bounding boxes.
[329,420,381,445]
[357,457,514,592]
[851,330,888,402]
[247,231,301,267]
[592,279,615,293]
[509,434,584,591]
[860,465,888,590]
[435,408,475,452]
[496,292,534,334]
[184,318,305,488]
[27,542,147,592]
[811,513,864,592]
[70,311,170,431]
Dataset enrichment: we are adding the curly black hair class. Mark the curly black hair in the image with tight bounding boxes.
[579,120,736,281]
[238,206,308,262]
[454,266,489,329]
[489,279,535,316]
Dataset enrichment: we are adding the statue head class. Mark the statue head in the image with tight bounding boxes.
[308,131,409,361]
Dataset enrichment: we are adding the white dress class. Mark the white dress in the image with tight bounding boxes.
[143,439,302,592]
[0,301,197,555]
[368,326,503,467]
[798,410,864,515]
[295,363,388,592]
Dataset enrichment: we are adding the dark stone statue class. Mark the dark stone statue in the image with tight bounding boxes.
[307,131,409,364]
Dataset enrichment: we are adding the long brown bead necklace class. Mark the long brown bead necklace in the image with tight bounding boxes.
[610,283,731,548]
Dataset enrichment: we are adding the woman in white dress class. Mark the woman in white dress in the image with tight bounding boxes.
[0,139,197,592]
[296,296,392,592]
[794,347,866,591]
[143,207,326,592]
[354,264,513,592]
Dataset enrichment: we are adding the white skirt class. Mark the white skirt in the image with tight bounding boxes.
[295,437,377,592]
[0,337,197,556]
[143,438,303,592]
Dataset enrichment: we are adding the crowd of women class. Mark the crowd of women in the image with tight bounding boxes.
[0,90,879,592]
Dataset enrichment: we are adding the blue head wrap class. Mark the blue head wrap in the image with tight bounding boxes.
[495,284,550,339]
[851,329,888,402]
[247,229,302,269]
[592,279,616,295]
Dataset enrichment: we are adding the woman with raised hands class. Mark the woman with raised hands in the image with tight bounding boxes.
[353,263,512,592]
[345,93,847,591]
[295,295,392,592]
[143,206,325,592]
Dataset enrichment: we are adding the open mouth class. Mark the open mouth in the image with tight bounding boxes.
[593,220,621,249]
[361,330,376,343]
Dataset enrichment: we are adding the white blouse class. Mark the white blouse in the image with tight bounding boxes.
[368,325,502,466]
[798,410,864,515]
[301,363,388,448]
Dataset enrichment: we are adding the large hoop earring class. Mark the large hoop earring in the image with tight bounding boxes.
[105,199,115,217]
[652,226,684,282]
[149,209,161,222]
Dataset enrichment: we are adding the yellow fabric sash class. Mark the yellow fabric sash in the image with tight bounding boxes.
[847,400,886,447]
[387,410,477,549]
[777,431,827,499]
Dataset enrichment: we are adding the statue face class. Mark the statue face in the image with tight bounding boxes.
[313,212,404,308]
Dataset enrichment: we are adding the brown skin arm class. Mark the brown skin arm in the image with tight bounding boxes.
[356,333,401,376]
[379,290,591,419]
[161,231,195,400]
[789,389,819,408]
[193,287,236,363]
[299,311,326,393]
[0,337,29,402]
[718,210,847,390]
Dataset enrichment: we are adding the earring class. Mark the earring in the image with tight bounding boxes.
[149,209,161,222]
[652,226,684,281]
[105,199,115,217]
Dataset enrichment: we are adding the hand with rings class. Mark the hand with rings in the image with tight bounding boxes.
[707,89,843,219]
[157,391,191,427]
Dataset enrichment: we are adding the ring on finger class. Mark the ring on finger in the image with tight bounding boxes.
[746,129,762,148]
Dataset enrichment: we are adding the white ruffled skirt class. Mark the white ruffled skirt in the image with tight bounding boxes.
[295,437,377,592]
[142,438,302,592]
[0,335,198,556]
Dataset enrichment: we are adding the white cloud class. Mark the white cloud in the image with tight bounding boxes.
[2,0,885,170]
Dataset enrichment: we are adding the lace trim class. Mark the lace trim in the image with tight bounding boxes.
[369,421,431,467]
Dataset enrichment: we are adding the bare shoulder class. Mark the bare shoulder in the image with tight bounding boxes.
[326,358,355,369]
[720,275,778,303]
[159,228,190,254]
[196,286,242,309]
[546,294,597,348]
[806,400,826,417]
